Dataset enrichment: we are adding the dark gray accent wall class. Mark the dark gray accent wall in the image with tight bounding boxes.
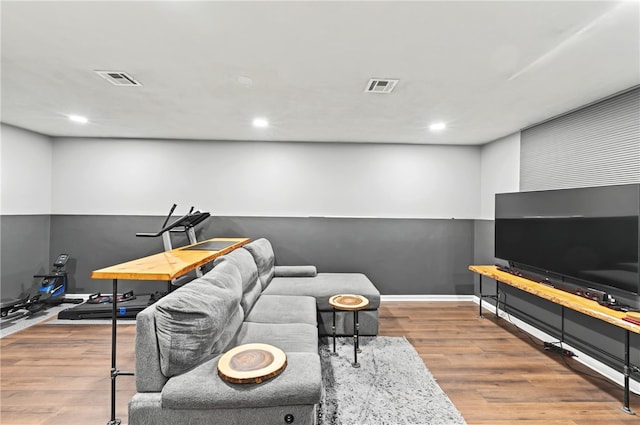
[49,215,475,296]
[473,219,497,265]
[49,215,175,295]
[1,215,51,299]
[473,219,499,295]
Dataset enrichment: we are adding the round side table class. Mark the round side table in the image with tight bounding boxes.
[328,294,369,368]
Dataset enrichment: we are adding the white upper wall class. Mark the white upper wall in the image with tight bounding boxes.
[479,132,520,220]
[51,138,482,218]
[1,124,52,214]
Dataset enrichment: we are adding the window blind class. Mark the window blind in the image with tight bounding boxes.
[520,87,639,192]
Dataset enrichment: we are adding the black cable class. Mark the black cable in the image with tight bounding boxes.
[496,291,547,348]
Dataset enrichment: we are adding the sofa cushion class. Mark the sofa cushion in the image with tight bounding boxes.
[231,322,319,353]
[262,272,381,310]
[274,265,317,277]
[154,261,243,377]
[213,248,262,316]
[242,239,275,289]
[245,295,317,326]
[161,352,321,409]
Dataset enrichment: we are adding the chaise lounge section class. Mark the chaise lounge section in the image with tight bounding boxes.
[242,238,381,336]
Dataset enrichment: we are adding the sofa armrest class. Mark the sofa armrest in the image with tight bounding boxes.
[135,305,169,392]
[162,352,321,409]
[274,265,317,277]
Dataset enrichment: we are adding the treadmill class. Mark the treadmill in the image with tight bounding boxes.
[58,205,211,320]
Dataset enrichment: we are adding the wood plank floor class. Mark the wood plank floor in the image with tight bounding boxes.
[1,301,638,425]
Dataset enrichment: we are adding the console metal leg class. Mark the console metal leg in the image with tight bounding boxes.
[478,275,483,318]
[621,330,636,415]
[560,306,565,344]
[495,282,500,319]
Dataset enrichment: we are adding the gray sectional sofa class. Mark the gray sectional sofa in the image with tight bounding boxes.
[129,238,380,425]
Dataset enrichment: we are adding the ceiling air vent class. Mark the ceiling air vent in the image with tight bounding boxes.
[365,78,398,93]
[94,70,142,86]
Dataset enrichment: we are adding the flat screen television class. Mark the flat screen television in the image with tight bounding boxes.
[495,184,640,306]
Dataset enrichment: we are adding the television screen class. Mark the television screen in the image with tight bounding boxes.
[495,216,639,295]
[495,184,640,299]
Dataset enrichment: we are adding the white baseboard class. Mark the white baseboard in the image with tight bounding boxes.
[472,296,640,396]
[381,294,475,302]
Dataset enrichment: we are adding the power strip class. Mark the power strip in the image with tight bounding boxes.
[544,342,576,357]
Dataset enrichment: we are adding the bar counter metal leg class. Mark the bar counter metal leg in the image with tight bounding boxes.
[108,278,120,425]
[107,279,134,425]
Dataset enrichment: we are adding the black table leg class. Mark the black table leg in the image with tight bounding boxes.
[478,275,483,318]
[495,282,500,319]
[352,310,360,368]
[108,278,120,425]
[621,330,636,415]
[107,279,134,425]
[331,308,337,356]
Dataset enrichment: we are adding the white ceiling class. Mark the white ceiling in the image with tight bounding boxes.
[1,1,639,145]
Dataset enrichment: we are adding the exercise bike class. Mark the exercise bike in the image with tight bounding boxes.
[1,254,82,317]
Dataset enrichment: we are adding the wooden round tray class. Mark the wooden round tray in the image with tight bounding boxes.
[217,343,287,384]
[329,294,369,311]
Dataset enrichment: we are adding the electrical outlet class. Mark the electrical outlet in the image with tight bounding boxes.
[544,342,575,357]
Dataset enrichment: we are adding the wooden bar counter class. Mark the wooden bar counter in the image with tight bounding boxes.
[92,236,250,425]
[92,237,250,281]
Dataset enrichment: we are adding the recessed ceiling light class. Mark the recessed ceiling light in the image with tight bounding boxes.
[68,114,88,124]
[252,118,269,128]
[429,122,446,132]
[237,75,253,87]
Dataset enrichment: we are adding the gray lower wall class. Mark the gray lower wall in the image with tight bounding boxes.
[5,213,636,378]
[48,215,475,296]
[473,219,499,295]
[1,215,51,300]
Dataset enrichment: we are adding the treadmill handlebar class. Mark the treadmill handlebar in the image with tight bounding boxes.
[136,211,211,238]
[161,203,178,229]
